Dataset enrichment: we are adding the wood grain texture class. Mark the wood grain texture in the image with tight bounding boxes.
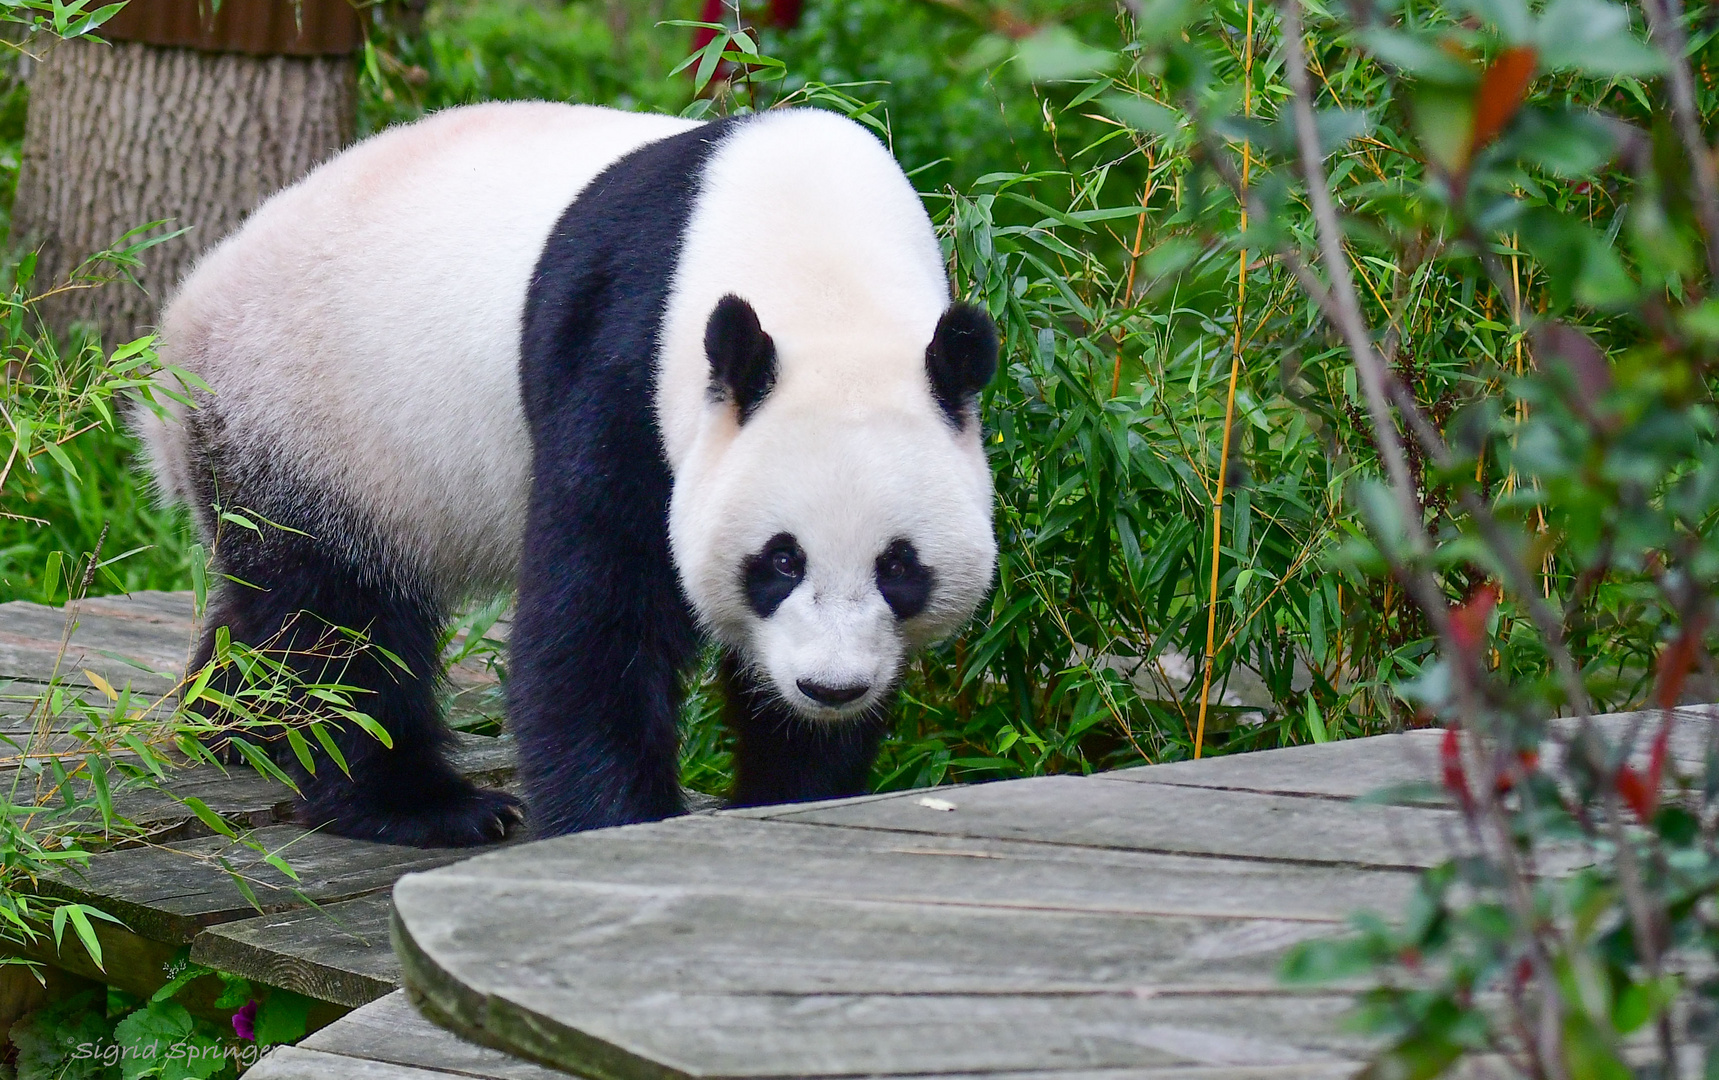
[289,990,1366,1080]
[298,992,567,1080]
[403,814,1417,922]
[42,824,477,944]
[11,38,354,340]
[1110,731,1445,800]
[246,1045,486,1079]
[388,780,1429,1078]
[745,774,1462,870]
[191,894,398,1008]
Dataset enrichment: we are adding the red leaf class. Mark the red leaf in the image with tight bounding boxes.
[1471,46,1538,154]
[1441,727,1471,808]
[1646,717,1670,800]
[1448,583,1501,658]
[1615,765,1653,821]
[1653,629,1704,710]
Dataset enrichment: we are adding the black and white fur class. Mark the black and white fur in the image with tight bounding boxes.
[138,102,999,845]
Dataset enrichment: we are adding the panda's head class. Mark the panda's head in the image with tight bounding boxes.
[668,295,999,719]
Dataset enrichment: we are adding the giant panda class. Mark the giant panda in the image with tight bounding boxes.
[136,101,1000,847]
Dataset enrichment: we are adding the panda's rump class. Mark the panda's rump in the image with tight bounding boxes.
[143,103,700,601]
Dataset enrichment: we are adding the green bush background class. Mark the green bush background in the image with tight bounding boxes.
[3,0,1705,796]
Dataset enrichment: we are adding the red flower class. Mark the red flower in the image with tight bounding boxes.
[232,999,258,1041]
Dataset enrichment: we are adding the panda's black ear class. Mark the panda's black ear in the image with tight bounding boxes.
[925,302,998,428]
[705,295,777,423]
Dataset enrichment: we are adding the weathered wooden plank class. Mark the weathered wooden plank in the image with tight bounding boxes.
[297,991,1361,1080]
[247,1046,487,1079]
[0,638,178,698]
[5,918,345,1030]
[409,814,1416,922]
[401,931,1372,1080]
[1112,732,1445,801]
[1119,713,1714,805]
[0,599,187,696]
[42,824,475,944]
[395,876,1344,1000]
[0,593,506,743]
[391,788,1393,1079]
[190,894,398,1008]
[0,730,514,844]
[1556,706,1713,766]
[77,591,201,625]
[736,774,1461,870]
[295,992,566,1079]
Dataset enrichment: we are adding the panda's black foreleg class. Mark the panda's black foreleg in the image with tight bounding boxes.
[189,535,522,848]
[720,652,888,807]
[508,479,700,837]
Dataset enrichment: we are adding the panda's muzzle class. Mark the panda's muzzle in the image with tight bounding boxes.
[796,679,871,708]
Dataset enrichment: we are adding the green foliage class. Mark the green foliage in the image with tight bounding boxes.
[0,422,194,602]
[9,960,312,1078]
[997,0,1719,1073]
[360,0,698,134]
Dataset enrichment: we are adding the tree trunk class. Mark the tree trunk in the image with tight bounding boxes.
[10,37,355,342]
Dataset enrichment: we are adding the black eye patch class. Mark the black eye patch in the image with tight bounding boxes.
[742,532,805,618]
[875,538,934,620]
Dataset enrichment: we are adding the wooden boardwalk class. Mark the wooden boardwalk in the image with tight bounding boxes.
[271,705,1706,1079]
[4,589,1709,1078]
[0,590,517,1022]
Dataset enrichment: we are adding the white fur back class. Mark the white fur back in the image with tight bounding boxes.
[138,102,698,597]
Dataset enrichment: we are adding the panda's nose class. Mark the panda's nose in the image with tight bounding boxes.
[797,679,870,707]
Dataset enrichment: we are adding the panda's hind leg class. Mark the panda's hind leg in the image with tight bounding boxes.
[189,529,522,848]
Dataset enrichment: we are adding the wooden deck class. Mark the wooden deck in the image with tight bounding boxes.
[4,589,1709,1078]
[278,705,1707,1079]
[0,589,518,1022]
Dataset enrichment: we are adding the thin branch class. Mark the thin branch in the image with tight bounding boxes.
[1280,4,1573,1071]
[1642,0,1719,282]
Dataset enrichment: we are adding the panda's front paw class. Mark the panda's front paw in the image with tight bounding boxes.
[302,784,526,848]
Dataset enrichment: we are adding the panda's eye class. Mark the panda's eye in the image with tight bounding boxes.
[876,538,934,620]
[743,533,805,618]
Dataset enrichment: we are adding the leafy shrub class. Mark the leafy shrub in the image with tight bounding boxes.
[1012,0,1719,1071]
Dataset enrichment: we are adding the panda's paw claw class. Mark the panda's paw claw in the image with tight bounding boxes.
[304,785,526,848]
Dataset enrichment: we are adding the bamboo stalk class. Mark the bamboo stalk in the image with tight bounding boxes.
[1113,147,1156,398]
[1193,0,1253,760]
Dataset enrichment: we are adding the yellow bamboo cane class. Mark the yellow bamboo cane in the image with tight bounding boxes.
[1194,0,1254,759]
